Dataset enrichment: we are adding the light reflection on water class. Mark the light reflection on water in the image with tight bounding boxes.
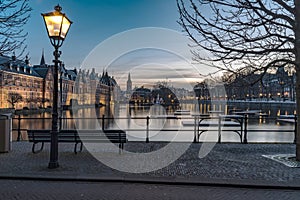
[13,102,295,143]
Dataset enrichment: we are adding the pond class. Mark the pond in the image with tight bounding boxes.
[12,102,296,143]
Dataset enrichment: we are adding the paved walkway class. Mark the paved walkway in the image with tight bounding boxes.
[0,142,300,188]
[1,179,300,200]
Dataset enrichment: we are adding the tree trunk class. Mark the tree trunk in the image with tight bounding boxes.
[296,71,300,161]
[294,0,300,161]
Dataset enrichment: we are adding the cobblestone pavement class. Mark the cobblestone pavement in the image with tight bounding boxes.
[0,142,300,187]
[1,179,300,200]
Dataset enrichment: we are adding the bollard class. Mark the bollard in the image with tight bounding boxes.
[17,115,21,141]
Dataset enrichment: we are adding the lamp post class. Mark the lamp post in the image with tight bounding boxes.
[288,69,296,101]
[42,5,72,169]
[279,81,285,101]
[59,63,64,131]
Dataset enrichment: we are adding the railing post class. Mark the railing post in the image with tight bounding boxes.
[102,115,105,130]
[146,116,149,143]
[193,116,197,143]
[218,115,221,143]
[59,116,62,131]
[17,115,21,141]
[243,114,248,144]
[294,114,297,144]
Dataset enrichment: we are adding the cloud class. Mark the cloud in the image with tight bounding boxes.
[81,28,204,90]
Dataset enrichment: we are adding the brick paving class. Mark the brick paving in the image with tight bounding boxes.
[0,142,300,187]
[1,179,300,200]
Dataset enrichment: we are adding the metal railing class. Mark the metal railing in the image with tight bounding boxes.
[12,114,297,143]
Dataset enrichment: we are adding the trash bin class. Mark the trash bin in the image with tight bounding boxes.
[0,113,12,153]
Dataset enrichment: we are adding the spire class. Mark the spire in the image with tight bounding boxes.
[40,49,46,65]
[127,72,132,92]
[128,73,131,81]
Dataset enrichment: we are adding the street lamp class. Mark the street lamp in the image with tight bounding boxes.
[42,5,72,169]
[279,81,285,101]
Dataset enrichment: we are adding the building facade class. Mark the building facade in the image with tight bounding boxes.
[0,54,118,110]
[194,67,296,101]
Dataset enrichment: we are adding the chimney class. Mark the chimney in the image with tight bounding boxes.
[25,55,30,65]
[12,52,16,61]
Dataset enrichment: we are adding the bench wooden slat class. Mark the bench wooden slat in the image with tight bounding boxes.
[27,129,127,154]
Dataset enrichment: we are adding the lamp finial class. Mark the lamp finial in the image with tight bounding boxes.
[54,4,62,12]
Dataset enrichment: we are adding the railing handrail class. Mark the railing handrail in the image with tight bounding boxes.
[12,114,297,143]
[12,114,296,120]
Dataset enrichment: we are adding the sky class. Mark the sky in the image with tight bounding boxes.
[25,0,207,90]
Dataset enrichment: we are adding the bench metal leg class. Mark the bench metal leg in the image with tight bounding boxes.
[118,143,125,154]
[230,130,243,143]
[237,131,243,143]
[74,142,83,154]
[80,142,83,152]
[32,142,44,154]
[198,131,206,142]
[74,143,78,154]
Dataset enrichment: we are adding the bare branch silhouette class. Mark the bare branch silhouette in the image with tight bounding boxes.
[0,0,31,57]
[177,0,300,160]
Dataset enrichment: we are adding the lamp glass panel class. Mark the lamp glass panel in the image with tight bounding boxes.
[60,17,71,39]
[44,15,63,38]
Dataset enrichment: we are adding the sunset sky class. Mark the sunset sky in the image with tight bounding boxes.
[25,0,209,90]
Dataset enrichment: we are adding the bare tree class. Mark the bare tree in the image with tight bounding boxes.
[177,0,300,160]
[7,92,23,108]
[0,0,31,56]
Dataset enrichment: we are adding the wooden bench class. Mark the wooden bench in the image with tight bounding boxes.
[197,115,244,143]
[27,129,127,154]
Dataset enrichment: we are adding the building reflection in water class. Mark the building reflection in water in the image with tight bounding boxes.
[12,102,296,141]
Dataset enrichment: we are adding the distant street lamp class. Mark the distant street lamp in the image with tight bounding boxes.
[42,5,72,169]
[288,70,296,101]
[279,81,285,101]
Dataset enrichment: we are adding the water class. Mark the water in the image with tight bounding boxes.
[13,102,295,143]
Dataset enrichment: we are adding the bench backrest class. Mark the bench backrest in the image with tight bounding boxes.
[27,129,127,143]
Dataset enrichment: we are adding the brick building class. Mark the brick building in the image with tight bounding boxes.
[0,54,118,109]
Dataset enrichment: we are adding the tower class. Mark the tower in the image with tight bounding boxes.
[127,73,132,93]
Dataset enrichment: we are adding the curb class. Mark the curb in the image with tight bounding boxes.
[1,175,300,190]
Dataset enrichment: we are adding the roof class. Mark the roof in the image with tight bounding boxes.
[0,55,41,77]
[33,66,50,78]
[0,55,119,87]
[99,71,117,86]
